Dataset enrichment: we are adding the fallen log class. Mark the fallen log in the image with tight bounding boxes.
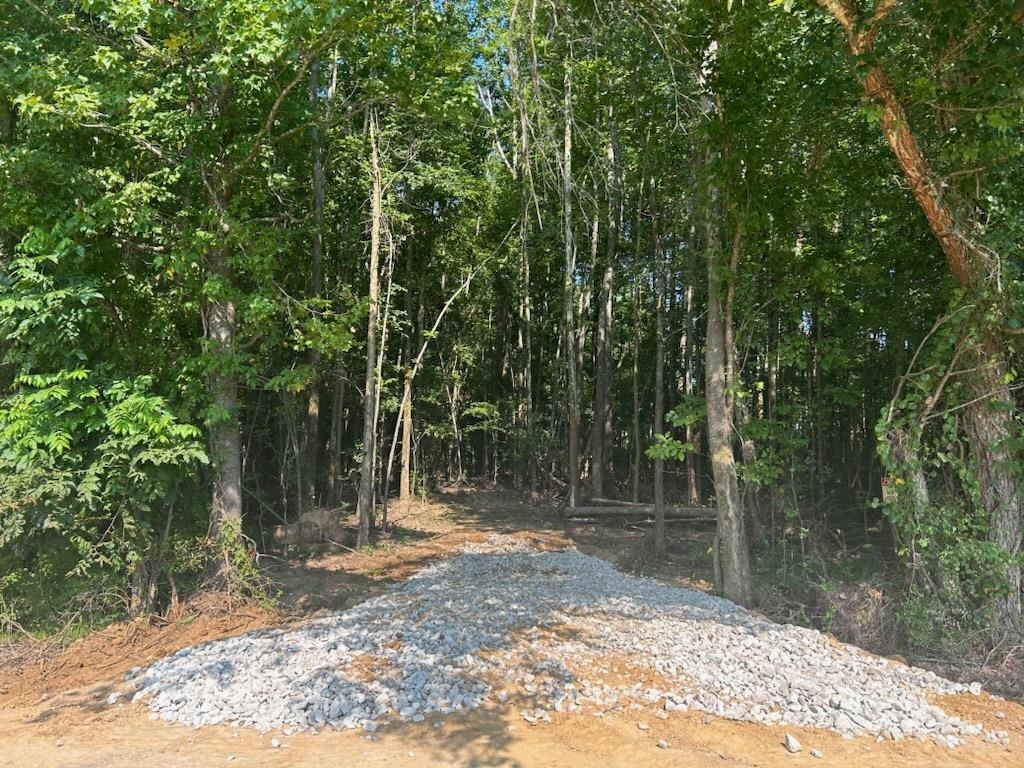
[565,505,716,521]
[587,497,648,507]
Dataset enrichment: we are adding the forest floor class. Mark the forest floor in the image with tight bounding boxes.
[1,490,1022,768]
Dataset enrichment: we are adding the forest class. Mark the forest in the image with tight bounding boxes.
[0,0,1022,660]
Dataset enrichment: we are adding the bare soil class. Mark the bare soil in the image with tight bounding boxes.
[2,491,1022,767]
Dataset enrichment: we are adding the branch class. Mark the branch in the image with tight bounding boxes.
[867,0,899,29]
[815,0,858,36]
[225,47,324,188]
[80,120,171,161]
[816,0,899,51]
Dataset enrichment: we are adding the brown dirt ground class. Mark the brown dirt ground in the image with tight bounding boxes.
[2,491,1022,768]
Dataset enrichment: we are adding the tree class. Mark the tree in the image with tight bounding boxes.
[812,0,1022,638]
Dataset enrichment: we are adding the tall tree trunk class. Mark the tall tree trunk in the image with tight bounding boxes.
[399,373,414,502]
[591,106,619,500]
[520,215,537,491]
[726,226,758,529]
[329,355,347,506]
[694,33,754,605]
[706,220,753,605]
[683,229,700,505]
[357,109,384,548]
[398,237,417,506]
[630,180,646,504]
[300,61,325,518]
[631,277,642,505]
[509,0,538,491]
[0,98,14,144]
[817,0,1021,637]
[205,225,243,572]
[965,337,1022,636]
[0,99,16,260]
[561,63,580,508]
[653,209,667,557]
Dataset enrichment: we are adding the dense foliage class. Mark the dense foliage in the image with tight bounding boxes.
[1,1,1021,647]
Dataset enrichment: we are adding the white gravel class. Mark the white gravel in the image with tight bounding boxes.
[129,535,1008,747]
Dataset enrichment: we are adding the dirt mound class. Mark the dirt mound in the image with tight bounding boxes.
[0,607,274,707]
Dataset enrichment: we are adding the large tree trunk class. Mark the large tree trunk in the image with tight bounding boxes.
[356,109,384,548]
[205,239,243,570]
[817,0,1021,637]
[706,222,753,606]
[965,340,1022,636]
[695,33,754,606]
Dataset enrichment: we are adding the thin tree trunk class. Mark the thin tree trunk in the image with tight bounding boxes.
[399,373,413,502]
[591,105,619,500]
[726,226,758,527]
[397,237,417,506]
[510,3,538,492]
[630,179,646,505]
[300,61,325,517]
[653,209,667,558]
[372,228,397,528]
[684,228,700,505]
[329,355,347,506]
[562,62,580,509]
[631,277,642,504]
[0,98,17,267]
[521,217,537,491]
[357,109,384,548]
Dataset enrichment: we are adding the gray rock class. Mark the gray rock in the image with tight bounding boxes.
[129,536,984,749]
[783,734,801,753]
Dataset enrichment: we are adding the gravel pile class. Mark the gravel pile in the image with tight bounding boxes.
[130,536,1008,747]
